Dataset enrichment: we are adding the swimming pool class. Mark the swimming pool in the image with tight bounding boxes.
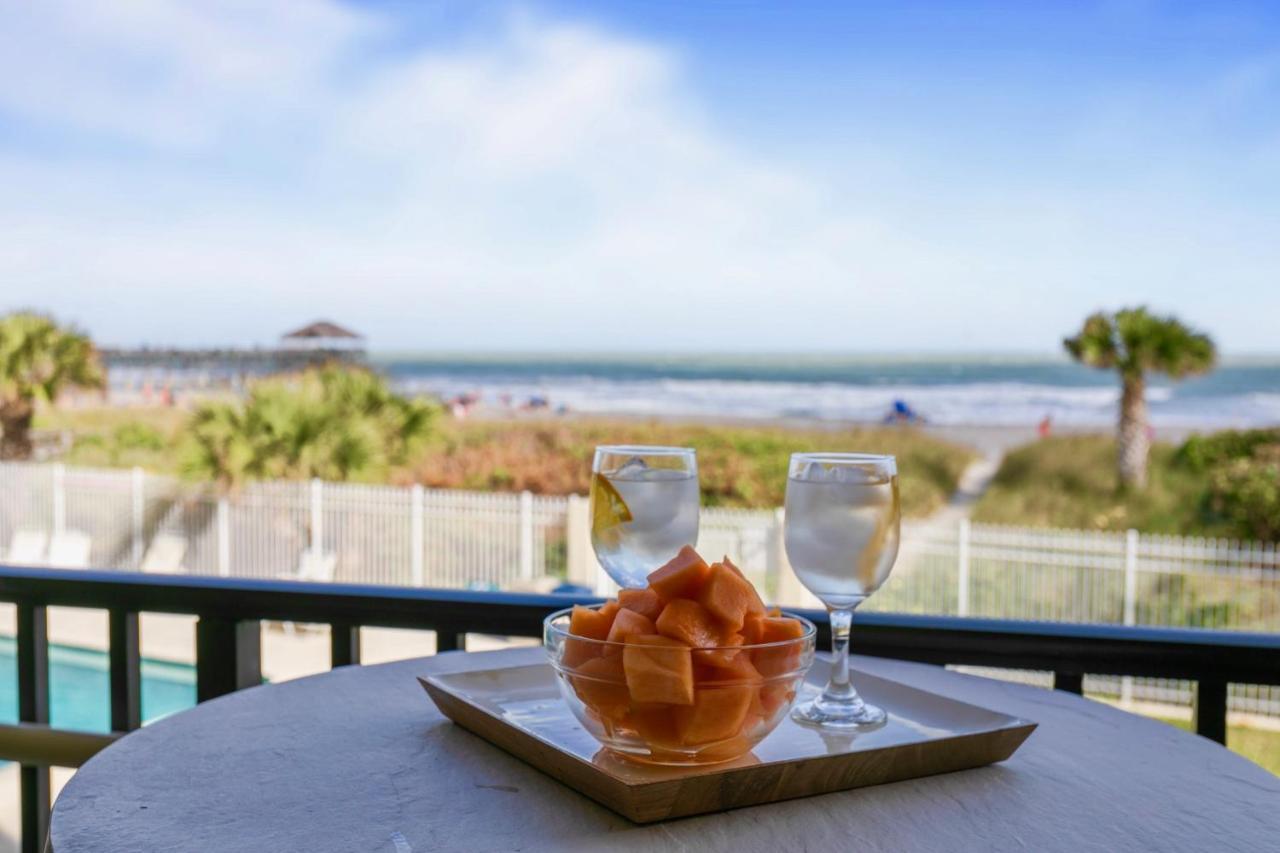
[0,635,195,735]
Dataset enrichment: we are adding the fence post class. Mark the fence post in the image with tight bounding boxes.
[310,478,324,557]
[773,508,815,608]
[1122,528,1139,706]
[131,467,145,569]
[411,484,424,587]
[52,462,66,536]
[565,494,596,589]
[519,491,535,580]
[957,518,971,617]
[217,497,231,578]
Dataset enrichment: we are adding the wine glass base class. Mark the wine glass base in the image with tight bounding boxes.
[791,698,888,730]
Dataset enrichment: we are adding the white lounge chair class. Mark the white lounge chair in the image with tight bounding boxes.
[7,529,48,565]
[46,530,92,569]
[141,534,187,574]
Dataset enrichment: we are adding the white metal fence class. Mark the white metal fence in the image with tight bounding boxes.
[1,462,1277,715]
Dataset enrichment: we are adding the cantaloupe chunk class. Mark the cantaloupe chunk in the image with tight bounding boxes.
[655,599,726,649]
[626,703,682,749]
[563,601,622,667]
[691,633,745,668]
[617,587,664,622]
[606,607,656,647]
[695,649,762,686]
[699,562,762,631]
[622,635,694,705]
[568,603,615,640]
[758,615,805,643]
[674,684,756,745]
[570,654,630,721]
[757,682,796,717]
[740,613,766,645]
[646,545,710,600]
[751,616,807,678]
[721,557,766,615]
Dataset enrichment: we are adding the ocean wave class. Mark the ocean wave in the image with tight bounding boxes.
[395,373,1279,428]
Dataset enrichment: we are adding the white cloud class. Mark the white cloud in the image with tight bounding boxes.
[0,1,1277,352]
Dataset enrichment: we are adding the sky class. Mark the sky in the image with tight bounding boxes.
[1,0,1278,353]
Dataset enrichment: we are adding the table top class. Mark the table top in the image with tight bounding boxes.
[51,648,1280,853]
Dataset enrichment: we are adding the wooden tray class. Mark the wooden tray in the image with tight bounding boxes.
[420,659,1036,823]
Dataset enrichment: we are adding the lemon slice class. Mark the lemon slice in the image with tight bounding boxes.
[590,473,633,547]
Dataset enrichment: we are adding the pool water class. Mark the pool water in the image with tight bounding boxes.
[0,635,195,734]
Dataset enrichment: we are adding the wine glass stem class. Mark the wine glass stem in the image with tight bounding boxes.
[824,605,856,701]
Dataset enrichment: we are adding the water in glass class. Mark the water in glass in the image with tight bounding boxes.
[590,446,699,589]
[784,453,900,728]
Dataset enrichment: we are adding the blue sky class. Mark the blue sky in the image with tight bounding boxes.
[1,1,1277,352]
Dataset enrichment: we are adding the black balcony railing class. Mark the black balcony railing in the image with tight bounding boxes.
[2,564,1279,853]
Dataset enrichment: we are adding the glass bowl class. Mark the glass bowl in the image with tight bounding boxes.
[544,605,816,766]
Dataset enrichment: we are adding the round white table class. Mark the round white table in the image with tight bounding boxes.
[50,647,1280,852]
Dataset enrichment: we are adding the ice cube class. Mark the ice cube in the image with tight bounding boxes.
[614,457,650,479]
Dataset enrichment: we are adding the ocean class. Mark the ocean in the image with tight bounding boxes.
[374,354,1280,429]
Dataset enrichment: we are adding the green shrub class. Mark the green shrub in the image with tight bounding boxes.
[1207,452,1280,540]
[113,422,166,451]
[1175,428,1280,472]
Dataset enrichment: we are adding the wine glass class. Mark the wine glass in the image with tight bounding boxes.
[784,452,900,728]
[590,445,699,589]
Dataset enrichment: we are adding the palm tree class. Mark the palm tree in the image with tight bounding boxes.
[181,366,438,490]
[1064,308,1215,489]
[0,313,104,460]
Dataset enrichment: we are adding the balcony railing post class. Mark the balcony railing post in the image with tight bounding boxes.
[330,622,361,668]
[1194,679,1228,745]
[17,603,50,853]
[1053,671,1084,695]
[436,632,467,653]
[196,617,262,702]
[109,609,143,731]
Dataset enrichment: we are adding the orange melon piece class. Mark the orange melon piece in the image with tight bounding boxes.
[674,684,757,745]
[758,615,805,643]
[561,637,598,669]
[757,682,796,717]
[626,703,683,749]
[695,649,762,686]
[721,557,766,615]
[570,654,630,721]
[691,632,744,668]
[617,587,664,622]
[606,607,656,647]
[646,546,710,600]
[699,562,762,631]
[751,616,807,678]
[622,635,694,705]
[564,601,621,667]
[655,599,726,649]
[740,613,766,645]
[568,603,614,639]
